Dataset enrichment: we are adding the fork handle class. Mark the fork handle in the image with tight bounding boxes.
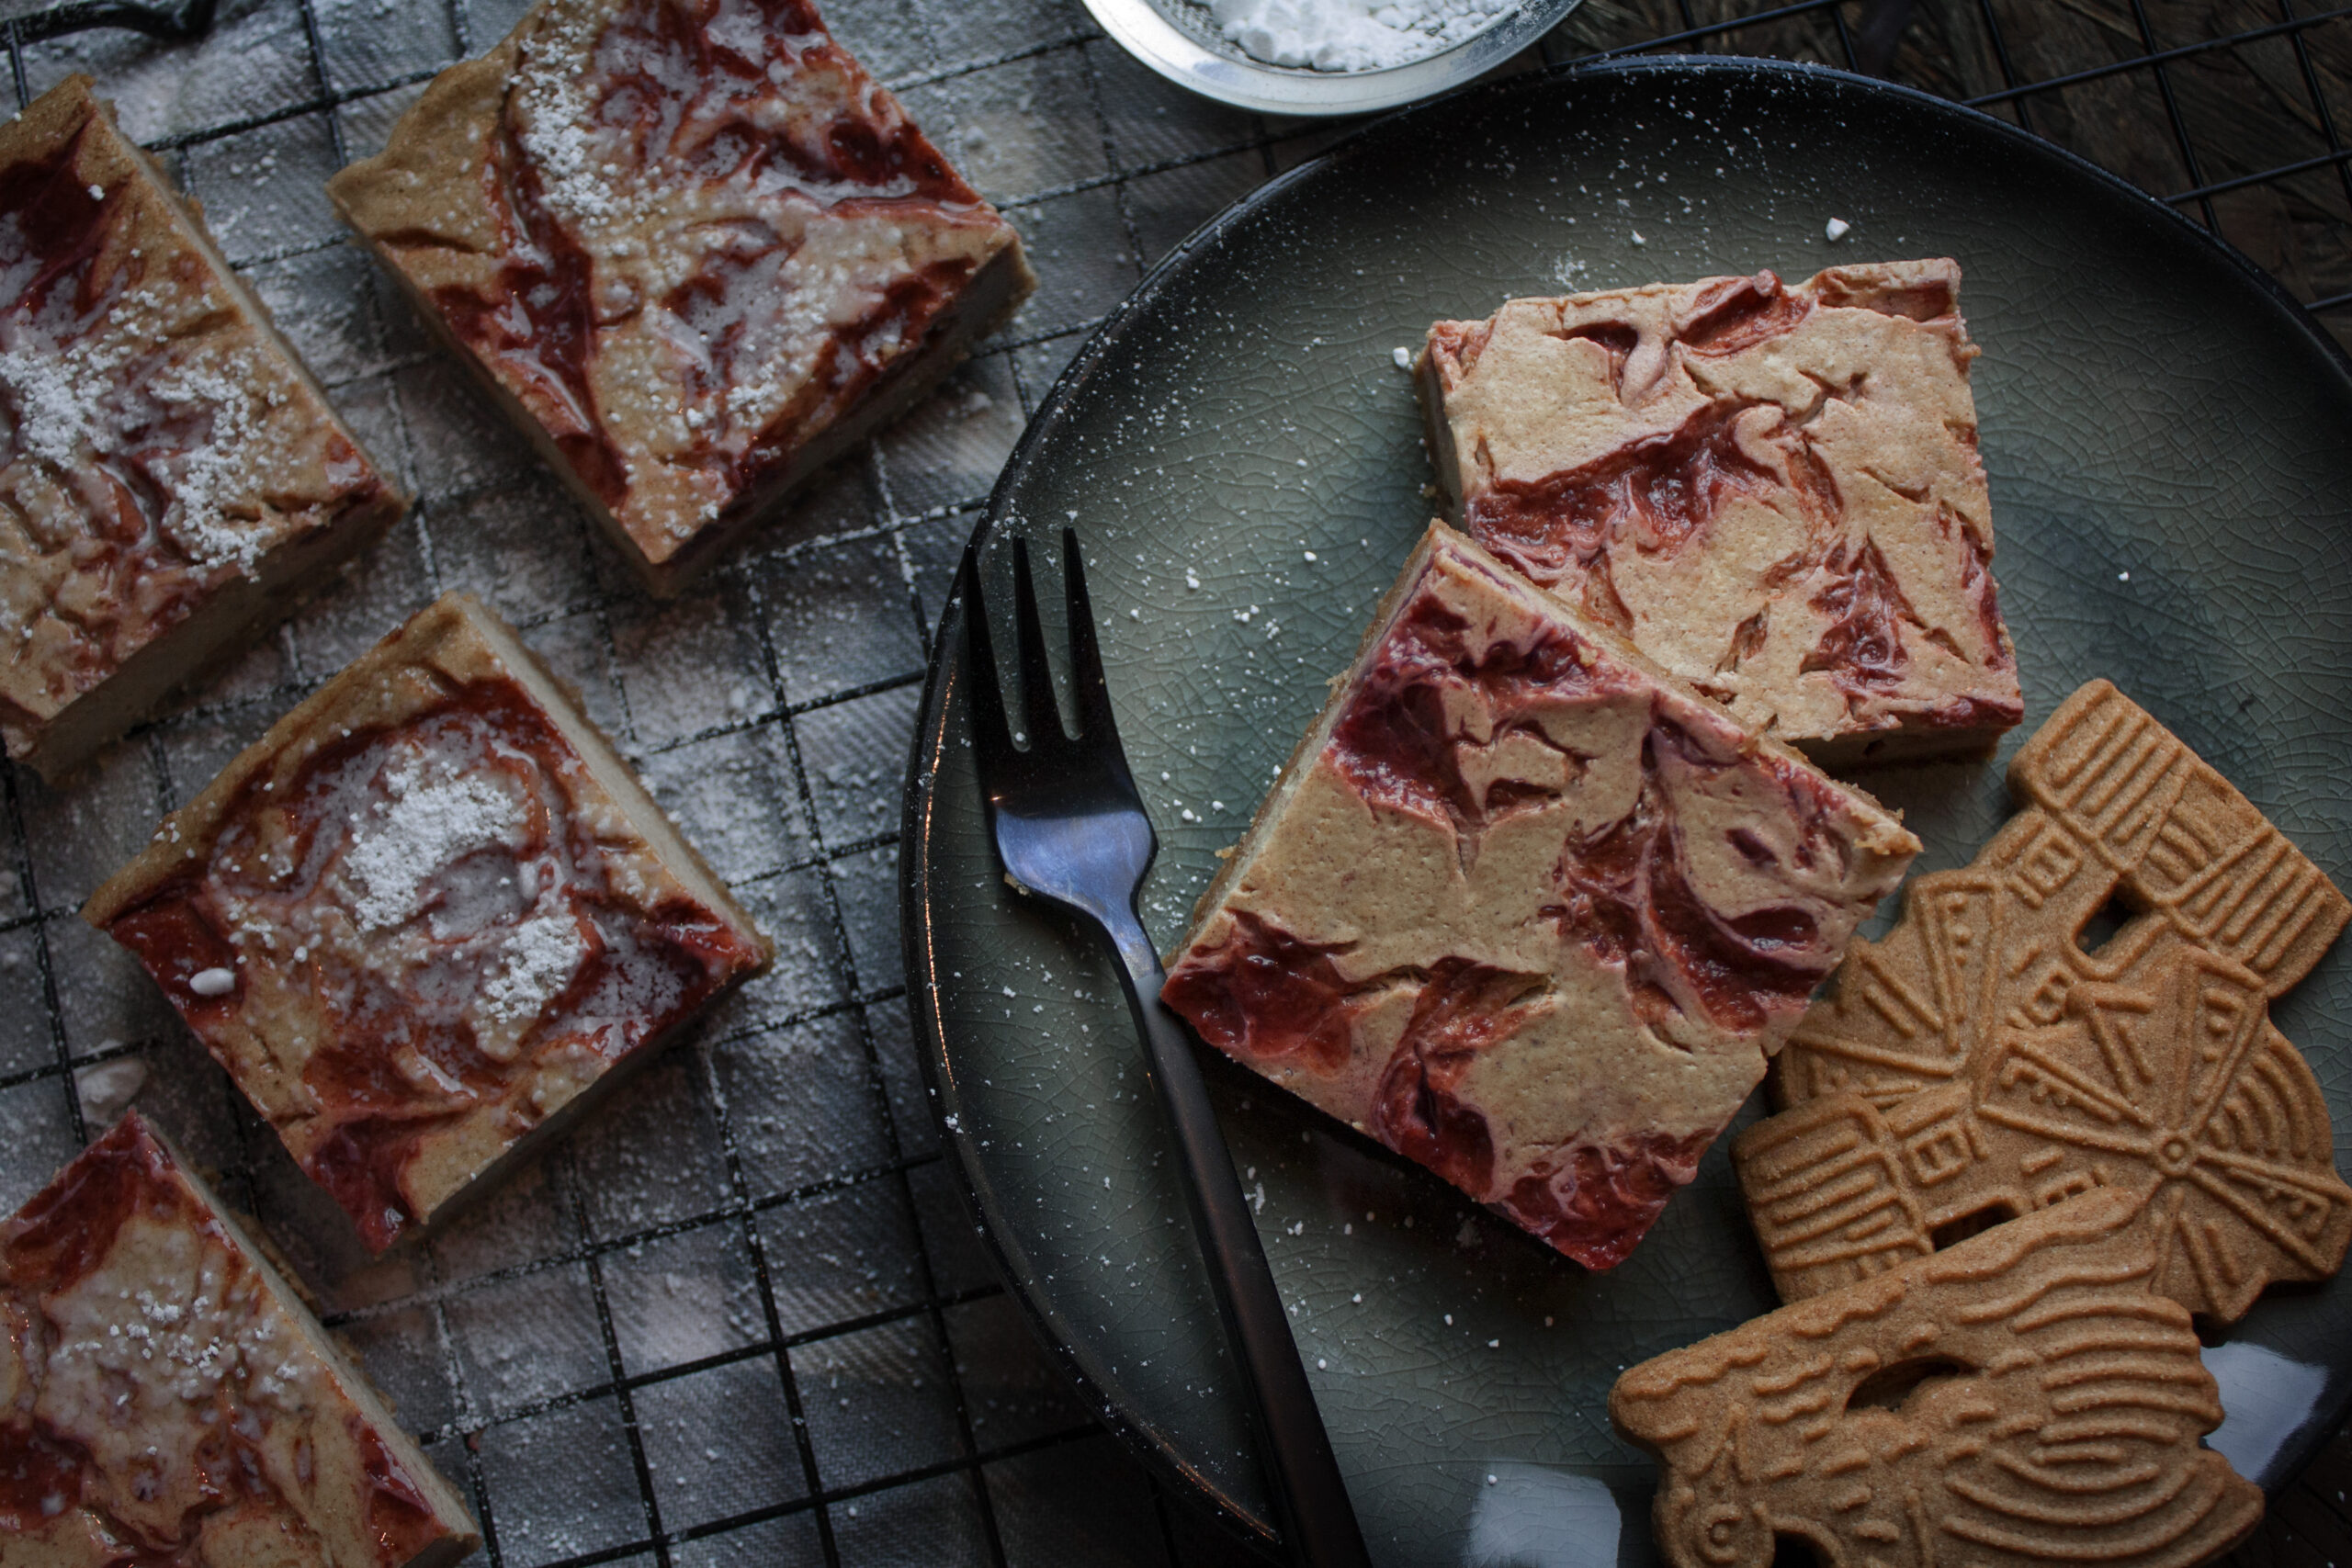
[1098,908,1374,1568]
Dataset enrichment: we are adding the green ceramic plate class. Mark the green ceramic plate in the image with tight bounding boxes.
[901,58,2352,1564]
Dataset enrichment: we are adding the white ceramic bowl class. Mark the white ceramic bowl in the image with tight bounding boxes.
[1082,0,1586,117]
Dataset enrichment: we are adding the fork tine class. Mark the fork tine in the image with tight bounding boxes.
[1060,528,1124,754]
[1009,536,1066,747]
[959,540,1019,782]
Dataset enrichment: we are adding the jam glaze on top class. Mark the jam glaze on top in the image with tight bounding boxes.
[0,81,394,761]
[1,1115,463,1563]
[90,600,768,1253]
[1162,532,1917,1269]
[1423,260,2022,757]
[348,0,1019,565]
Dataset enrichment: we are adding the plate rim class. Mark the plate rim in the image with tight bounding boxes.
[899,51,2352,1553]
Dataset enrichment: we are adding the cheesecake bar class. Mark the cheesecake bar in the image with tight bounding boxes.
[1160,525,1919,1269]
[326,0,1034,596]
[0,1113,477,1566]
[0,76,404,780]
[1418,261,2021,765]
[83,592,771,1252]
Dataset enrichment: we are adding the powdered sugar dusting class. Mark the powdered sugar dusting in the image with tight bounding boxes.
[1,215,302,581]
[0,337,105,465]
[341,753,526,931]
[1197,0,1513,71]
[143,349,285,576]
[512,6,620,224]
[481,906,589,1024]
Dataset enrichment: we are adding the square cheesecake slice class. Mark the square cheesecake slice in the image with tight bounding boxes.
[1418,260,2021,765]
[0,76,405,781]
[1161,525,1919,1269]
[326,0,1034,596]
[1,1113,477,1566]
[82,592,771,1252]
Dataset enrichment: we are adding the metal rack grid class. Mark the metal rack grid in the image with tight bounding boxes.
[0,1,2346,1566]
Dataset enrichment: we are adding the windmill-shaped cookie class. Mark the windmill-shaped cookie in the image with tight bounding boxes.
[1738,681,2352,1321]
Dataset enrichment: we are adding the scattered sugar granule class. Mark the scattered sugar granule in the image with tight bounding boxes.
[1826,216,1852,242]
[1390,346,1412,368]
[188,967,235,997]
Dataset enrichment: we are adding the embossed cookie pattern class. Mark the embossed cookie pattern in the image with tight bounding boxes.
[1611,1189,2265,1568]
[1746,681,2352,1321]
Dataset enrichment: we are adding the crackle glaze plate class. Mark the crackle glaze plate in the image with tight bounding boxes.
[900,58,2352,1565]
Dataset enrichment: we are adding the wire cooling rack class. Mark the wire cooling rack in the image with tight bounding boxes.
[1,2,2348,1566]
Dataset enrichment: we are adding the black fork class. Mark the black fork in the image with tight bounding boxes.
[962,529,1370,1568]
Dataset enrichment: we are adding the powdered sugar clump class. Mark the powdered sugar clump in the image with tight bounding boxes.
[1196,0,1512,71]
[342,756,526,931]
[145,349,277,575]
[0,293,282,577]
[481,907,589,1024]
[0,338,110,465]
[513,8,622,225]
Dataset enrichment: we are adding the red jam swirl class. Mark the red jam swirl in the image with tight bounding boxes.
[1676,270,1815,356]
[1464,397,1841,605]
[1,1114,168,1297]
[0,1416,89,1534]
[1802,536,1917,694]
[1814,266,1959,323]
[1325,594,1602,834]
[1367,960,1547,1197]
[0,122,119,330]
[356,1423,453,1565]
[589,0,972,206]
[102,678,765,1251]
[1548,716,1836,1036]
[1159,908,1365,1075]
[434,153,624,507]
[1498,1129,1713,1271]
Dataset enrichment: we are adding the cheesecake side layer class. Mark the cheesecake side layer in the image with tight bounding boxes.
[326,0,1034,596]
[83,592,771,1252]
[1419,261,2021,764]
[1163,525,1918,1269]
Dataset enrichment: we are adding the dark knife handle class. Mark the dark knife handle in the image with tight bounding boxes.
[1098,907,1372,1568]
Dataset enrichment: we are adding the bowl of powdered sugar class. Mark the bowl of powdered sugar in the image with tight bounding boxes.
[1082,0,1582,115]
